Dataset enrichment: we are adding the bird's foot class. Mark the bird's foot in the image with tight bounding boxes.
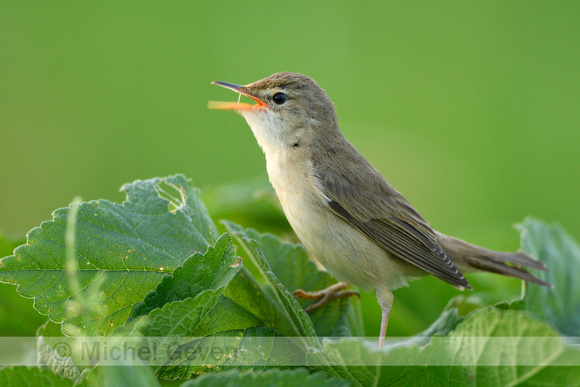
[293,283,360,313]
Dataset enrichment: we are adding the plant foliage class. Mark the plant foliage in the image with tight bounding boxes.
[0,175,578,386]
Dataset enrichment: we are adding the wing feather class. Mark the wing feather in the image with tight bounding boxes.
[315,145,471,289]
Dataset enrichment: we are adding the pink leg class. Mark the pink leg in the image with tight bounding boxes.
[378,310,390,349]
[376,289,394,350]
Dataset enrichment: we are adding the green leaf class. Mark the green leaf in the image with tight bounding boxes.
[518,217,580,336]
[0,175,218,335]
[126,270,267,378]
[222,221,319,345]
[221,267,279,331]
[128,291,232,378]
[130,230,284,339]
[0,367,74,386]
[309,308,580,386]
[137,290,227,339]
[182,368,351,387]
[309,339,430,387]
[429,308,574,386]
[520,359,580,386]
[154,326,306,380]
[238,227,364,337]
[130,294,304,379]
[126,233,290,378]
[132,233,241,317]
[118,225,320,379]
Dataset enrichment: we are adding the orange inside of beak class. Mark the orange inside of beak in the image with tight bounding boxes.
[207,100,258,111]
[208,84,266,111]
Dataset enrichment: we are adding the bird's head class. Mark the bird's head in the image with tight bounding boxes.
[209,72,339,153]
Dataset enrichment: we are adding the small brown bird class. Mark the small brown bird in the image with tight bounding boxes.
[209,72,550,348]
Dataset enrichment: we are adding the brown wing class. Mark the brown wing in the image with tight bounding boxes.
[315,147,471,289]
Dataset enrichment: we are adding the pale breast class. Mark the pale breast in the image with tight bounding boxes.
[265,149,416,291]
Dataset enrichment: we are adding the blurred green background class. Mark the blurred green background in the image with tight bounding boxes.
[1,2,578,337]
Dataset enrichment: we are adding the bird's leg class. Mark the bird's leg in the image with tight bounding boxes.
[376,288,394,350]
[293,283,360,313]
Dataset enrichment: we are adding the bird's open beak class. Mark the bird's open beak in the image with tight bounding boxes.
[208,81,266,111]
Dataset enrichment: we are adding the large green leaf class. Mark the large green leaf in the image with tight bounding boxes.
[309,308,580,386]
[430,308,580,386]
[0,175,218,335]
[519,217,580,336]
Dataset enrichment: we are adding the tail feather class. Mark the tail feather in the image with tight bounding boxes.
[436,232,552,288]
[495,251,548,272]
[462,253,552,287]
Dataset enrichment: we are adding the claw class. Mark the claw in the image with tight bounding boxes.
[293,283,359,312]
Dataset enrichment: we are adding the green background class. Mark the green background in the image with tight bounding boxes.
[1,2,578,337]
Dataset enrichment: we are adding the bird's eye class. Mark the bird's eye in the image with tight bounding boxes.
[272,92,287,105]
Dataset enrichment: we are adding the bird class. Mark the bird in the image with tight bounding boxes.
[209,72,550,349]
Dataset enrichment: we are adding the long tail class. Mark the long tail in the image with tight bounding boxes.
[436,232,552,288]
